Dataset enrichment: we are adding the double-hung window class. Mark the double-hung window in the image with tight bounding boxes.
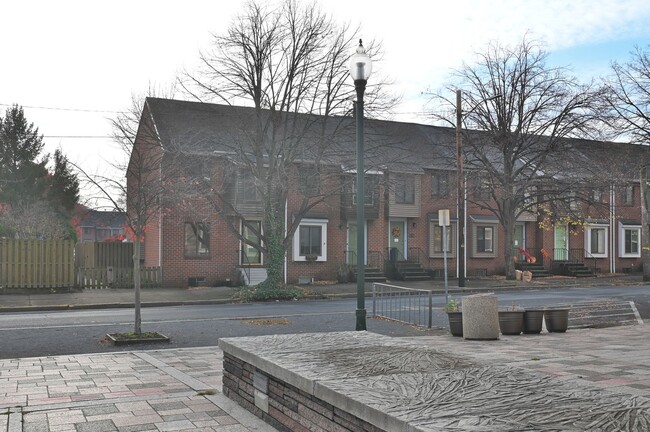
[585,225,607,258]
[620,224,641,257]
[431,172,449,198]
[395,174,415,204]
[429,221,456,258]
[472,223,497,257]
[293,219,328,261]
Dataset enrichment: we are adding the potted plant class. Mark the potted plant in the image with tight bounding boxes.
[545,307,570,332]
[443,298,463,337]
[498,303,524,335]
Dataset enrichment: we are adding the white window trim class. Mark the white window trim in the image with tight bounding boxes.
[619,224,641,258]
[585,224,608,258]
[472,223,498,258]
[293,218,328,262]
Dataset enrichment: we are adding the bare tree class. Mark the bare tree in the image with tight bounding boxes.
[604,45,650,280]
[76,85,176,335]
[179,0,396,289]
[430,37,600,279]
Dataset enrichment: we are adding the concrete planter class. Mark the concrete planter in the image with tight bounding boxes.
[498,310,524,335]
[523,309,545,334]
[545,308,570,332]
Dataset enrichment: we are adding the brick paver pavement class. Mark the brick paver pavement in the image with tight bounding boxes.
[0,347,274,432]
[1,324,649,431]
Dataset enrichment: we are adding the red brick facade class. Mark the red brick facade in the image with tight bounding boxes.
[129,99,644,287]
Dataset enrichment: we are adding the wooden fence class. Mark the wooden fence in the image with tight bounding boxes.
[75,242,134,268]
[0,239,76,289]
[77,266,162,289]
[0,240,161,289]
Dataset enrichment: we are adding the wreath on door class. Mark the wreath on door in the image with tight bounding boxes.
[391,226,401,238]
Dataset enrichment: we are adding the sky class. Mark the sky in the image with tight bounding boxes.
[1,0,650,195]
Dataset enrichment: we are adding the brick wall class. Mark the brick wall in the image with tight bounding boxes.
[223,353,386,432]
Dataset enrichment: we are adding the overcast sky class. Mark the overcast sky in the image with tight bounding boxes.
[2,0,650,190]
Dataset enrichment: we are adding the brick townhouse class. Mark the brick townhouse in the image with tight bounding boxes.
[129,97,647,287]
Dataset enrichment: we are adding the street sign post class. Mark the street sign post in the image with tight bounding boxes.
[439,209,450,304]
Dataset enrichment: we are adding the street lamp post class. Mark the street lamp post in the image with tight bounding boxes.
[350,39,372,331]
[456,90,466,288]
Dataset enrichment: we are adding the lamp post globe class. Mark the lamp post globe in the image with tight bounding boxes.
[350,39,371,331]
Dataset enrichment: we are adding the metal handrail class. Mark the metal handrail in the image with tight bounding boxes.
[344,249,357,266]
[367,250,384,271]
[239,249,252,284]
[407,246,428,263]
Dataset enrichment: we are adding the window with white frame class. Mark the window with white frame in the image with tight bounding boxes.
[620,224,641,257]
[472,223,497,257]
[429,220,456,258]
[585,225,607,258]
[293,219,328,261]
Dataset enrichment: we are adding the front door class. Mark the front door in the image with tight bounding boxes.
[514,223,525,260]
[554,224,568,261]
[389,220,407,260]
[347,223,366,265]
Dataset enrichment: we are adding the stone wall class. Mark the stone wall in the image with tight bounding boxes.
[223,353,385,432]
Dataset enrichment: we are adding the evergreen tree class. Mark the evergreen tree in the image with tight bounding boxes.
[49,149,80,214]
[0,106,80,239]
[0,104,48,206]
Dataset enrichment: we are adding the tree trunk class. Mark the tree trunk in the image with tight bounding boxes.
[133,234,142,334]
[503,216,516,280]
[641,166,650,281]
[259,201,285,289]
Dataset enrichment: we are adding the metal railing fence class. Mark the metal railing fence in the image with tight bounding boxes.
[372,282,433,328]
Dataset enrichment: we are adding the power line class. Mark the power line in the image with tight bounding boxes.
[44,136,113,139]
[0,103,124,114]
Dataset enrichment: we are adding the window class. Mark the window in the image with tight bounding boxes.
[352,176,375,206]
[429,222,456,257]
[474,174,491,200]
[241,220,262,265]
[293,219,328,261]
[592,188,603,202]
[431,172,449,198]
[185,222,210,257]
[395,174,415,204]
[240,173,260,203]
[477,226,494,253]
[298,168,320,196]
[472,223,497,257]
[585,226,607,257]
[568,191,579,211]
[623,185,634,205]
[620,225,641,257]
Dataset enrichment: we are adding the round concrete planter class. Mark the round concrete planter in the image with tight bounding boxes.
[545,308,570,332]
[446,312,463,337]
[523,309,545,334]
[498,310,524,335]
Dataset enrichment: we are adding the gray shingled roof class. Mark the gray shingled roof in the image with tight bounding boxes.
[143,97,649,180]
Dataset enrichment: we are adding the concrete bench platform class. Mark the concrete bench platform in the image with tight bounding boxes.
[219,331,650,431]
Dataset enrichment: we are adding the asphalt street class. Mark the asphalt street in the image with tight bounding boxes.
[2,285,649,359]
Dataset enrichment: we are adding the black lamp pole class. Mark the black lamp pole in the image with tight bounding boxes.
[350,40,372,331]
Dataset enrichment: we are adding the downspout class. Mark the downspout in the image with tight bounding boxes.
[609,184,616,273]
[284,198,288,284]
[463,172,468,281]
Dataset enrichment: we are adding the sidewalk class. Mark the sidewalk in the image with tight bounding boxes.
[2,324,649,431]
[0,273,644,313]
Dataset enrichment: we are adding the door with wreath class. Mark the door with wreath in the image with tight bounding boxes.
[389,220,407,260]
